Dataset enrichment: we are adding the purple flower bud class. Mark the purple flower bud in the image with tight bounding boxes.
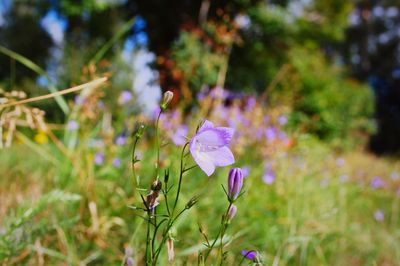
[227,204,237,221]
[228,168,244,201]
[241,250,257,261]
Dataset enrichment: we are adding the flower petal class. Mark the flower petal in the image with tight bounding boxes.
[207,146,235,167]
[198,120,214,133]
[196,128,234,151]
[190,138,216,176]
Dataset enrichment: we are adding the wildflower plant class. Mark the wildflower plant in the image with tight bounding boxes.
[129,91,247,265]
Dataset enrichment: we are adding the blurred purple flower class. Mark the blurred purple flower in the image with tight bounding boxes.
[189,120,235,176]
[320,178,329,188]
[228,168,244,201]
[210,86,229,99]
[172,125,188,146]
[265,127,277,142]
[245,97,256,111]
[339,174,349,183]
[255,128,264,140]
[115,135,127,146]
[374,209,384,222]
[370,176,384,189]
[94,152,105,165]
[262,166,275,185]
[67,120,79,130]
[391,171,399,180]
[119,90,133,105]
[112,158,121,168]
[278,115,288,125]
[97,100,105,109]
[241,250,257,261]
[336,158,345,167]
[242,166,250,178]
[74,95,84,105]
[152,106,161,120]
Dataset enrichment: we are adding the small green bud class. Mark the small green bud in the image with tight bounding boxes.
[135,125,145,139]
[164,169,170,184]
[161,91,173,110]
[185,196,199,209]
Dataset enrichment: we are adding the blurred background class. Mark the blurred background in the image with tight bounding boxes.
[1,0,400,265]
[2,0,400,152]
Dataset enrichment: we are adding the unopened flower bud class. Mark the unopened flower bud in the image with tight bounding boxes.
[135,125,145,139]
[227,204,237,221]
[161,91,173,110]
[151,179,162,192]
[164,169,170,184]
[185,196,198,209]
[167,238,174,262]
[228,168,244,201]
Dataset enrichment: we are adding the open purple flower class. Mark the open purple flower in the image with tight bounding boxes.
[189,120,235,176]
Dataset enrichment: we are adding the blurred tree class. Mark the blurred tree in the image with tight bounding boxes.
[0,1,53,86]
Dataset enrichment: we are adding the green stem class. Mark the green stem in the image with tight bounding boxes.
[153,207,188,262]
[204,202,232,262]
[155,110,162,179]
[145,213,151,265]
[172,142,189,213]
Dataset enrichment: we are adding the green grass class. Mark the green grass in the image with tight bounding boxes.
[1,133,399,265]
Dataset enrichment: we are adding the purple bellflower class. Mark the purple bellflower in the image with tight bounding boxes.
[189,120,235,176]
[228,168,244,201]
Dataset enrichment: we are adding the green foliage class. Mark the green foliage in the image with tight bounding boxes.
[172,31,225,92]
[0,190,81,262]
[287,47,375,143]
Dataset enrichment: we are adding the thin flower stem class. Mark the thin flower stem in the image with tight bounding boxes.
[155,110,162,179]
[145,213,151,265]
[204,202,232,262]
[131,136,139,184]
[153,207,188,262]
[172,142,189,213]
